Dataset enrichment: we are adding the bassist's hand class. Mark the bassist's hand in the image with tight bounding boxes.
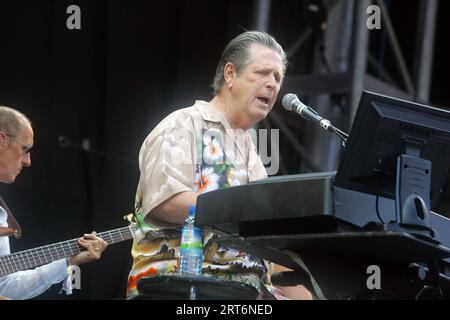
[69,232,108,266]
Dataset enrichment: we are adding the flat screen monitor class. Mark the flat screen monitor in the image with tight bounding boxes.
[335,91,450,210]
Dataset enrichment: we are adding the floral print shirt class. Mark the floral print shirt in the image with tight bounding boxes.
[127,100,280,299]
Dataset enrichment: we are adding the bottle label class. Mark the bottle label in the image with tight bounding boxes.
[181,227,203,251]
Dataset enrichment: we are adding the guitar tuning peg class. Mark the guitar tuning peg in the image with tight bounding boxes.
[123,213,135,223]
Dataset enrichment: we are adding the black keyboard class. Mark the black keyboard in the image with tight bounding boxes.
[195,172,336,237]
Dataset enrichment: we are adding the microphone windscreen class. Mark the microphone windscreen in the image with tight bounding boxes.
[58,136,70,147]
[282,93,299,111]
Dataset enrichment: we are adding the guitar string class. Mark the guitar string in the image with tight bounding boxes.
[0,227,135,275]
[0,227,134,274]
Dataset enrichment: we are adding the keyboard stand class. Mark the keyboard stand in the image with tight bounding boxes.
[218,229,450,299]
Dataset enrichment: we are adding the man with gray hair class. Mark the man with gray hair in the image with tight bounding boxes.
[127,31,311,299]
[0,106,108,300]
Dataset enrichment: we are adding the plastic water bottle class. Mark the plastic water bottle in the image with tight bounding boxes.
[180,205,204,275]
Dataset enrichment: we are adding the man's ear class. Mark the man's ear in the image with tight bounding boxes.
[0,132,7,152]
[223,62,237,89]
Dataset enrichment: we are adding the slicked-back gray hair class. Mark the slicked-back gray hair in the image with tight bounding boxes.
[212,31,287,95]
[0,106,32,137]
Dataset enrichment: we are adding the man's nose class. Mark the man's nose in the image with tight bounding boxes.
[265,75,277,89]
[23,153,31,167]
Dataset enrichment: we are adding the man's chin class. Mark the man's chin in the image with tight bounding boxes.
[242,109,270,129]
[0,179,15,184]
[251,110,269,123]
[0,171,19,184]
[6,176,17,184]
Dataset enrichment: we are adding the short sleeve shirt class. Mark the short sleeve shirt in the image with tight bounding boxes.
[127,101,269,298]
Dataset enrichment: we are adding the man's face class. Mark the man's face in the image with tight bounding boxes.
[228,44,284,128]
[0,121,33,184]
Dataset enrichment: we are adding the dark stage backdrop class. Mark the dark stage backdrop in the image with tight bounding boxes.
[0,0,300,299]
[0,0,448,299]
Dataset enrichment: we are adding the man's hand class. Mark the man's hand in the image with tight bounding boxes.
[69,232,108,266]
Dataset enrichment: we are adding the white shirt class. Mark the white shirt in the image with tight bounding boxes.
[0,206,70,300]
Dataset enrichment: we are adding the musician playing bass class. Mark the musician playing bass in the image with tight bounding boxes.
[0,106,108,300]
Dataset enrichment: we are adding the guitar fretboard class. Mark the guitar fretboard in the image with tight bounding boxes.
[0,226,134,278]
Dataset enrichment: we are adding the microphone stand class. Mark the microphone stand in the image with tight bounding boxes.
[58,136,138,167]
[306,106,349,147]
[329,125,349,147]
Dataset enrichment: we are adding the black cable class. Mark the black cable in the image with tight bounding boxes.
[429,260,445,300]
[334,132,347,147]
[318,42,332,74]
[332,127,349,139]
[328,126,348,147]
[414,285,434,300]
[376,172,386,224]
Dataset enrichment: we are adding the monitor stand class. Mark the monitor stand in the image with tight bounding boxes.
[384,141,438,243]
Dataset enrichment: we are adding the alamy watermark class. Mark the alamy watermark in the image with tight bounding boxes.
[367,5,381,30]
[66,4,381,31]
[249,128,279,176]
[70,265,81,290]
[66,5,81,30]
[366,265,381,290]
[166,124,280,176]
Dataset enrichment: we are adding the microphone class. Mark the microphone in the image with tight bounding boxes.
[58,136,90,151]
[282,93,331,130]
[58,136,71,147]
[282,93,349,144]
[57,136,138,166]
